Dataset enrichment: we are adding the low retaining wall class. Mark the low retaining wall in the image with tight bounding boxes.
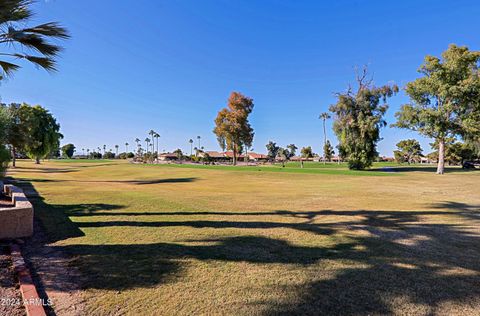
[0,183,34,239]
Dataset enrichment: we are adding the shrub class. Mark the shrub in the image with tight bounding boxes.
[0,145,11,178]
[104,151,115,159]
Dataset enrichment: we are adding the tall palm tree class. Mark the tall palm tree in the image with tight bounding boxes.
[319,112,331,165]
[154,133,160,158]
[86,148,90,158]
[125,142,129,153]
[145,138,150,154]
[197,135,201,149]
[148,130,155,153]
[81,148,85,156]
[114,145,119,157]
[103,144,106,156]
[189,139,194,156]
[0,0,70,80]
[134,138,140,156]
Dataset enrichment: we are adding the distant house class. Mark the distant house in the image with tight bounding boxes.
[158,153,178,161]
[199,151,227,161]
[224,151,246,160]
[248,153,268,161]
[379,156,395,162]
[289,156,303,161]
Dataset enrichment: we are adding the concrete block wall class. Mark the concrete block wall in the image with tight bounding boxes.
[0,184,34,239]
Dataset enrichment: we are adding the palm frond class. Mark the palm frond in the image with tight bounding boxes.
[23,55,56,72]
[21,22,70,39]
[5,27,62,56]
[0,0,32,24]
[0,59,20,76]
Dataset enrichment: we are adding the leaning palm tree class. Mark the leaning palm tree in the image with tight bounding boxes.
[189,139,194,156]
[0,0,70,80]
[319,112,331,165]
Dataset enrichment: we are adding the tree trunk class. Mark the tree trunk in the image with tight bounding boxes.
[323,119,327,165]
[233,143,237,166]
[436,139,445,175]
[11,147,16,168]
[35,157,40,164]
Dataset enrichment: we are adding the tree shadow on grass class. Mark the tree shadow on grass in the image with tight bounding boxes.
[53,219,480,314]
[6,177,198,186]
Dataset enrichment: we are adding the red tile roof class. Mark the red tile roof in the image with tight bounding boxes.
[224,151,245,158]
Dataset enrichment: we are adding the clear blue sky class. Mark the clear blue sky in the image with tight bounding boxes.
[1,0,479,155]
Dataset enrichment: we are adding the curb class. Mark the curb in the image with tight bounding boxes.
[10,244,47,316]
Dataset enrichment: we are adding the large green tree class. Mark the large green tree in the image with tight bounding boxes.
[0,105,11,174]
[393,45,480,174]
[61,143,75,158]
[300,146,313,159]
[22,104,62,164]
[330,68,398,170]
[0,0,69,79]
[323,140,334,162]
[266,141,279,162]
[213,92,255,165]
[2,102,36,167]
[393,139,423,164]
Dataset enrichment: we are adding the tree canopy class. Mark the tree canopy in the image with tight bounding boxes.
[61,143,75,158]
[300,146,313,158]
[323,140,334,162]
[330,67,398,170]
[394,139,423,164]
[266,141,280,161]
[21,104,62,163]
[393,44,480,174]
[213,92,255,165]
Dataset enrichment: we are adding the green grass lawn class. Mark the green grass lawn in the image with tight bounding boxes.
[7,159,480,315]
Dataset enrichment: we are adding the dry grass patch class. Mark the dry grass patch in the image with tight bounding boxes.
[6,160,480,315]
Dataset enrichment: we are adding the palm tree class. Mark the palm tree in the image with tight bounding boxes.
[0,0,70,80]
[189,139,194,156]
[145,138,150,154]
[148,130,155,153]
[134,138,140,156]
[154,133,160,158]
[103,144,106,157]
[125,142,129,153]
[86,148,90,158]
[197,135,201,149]
[81,148,85,156]
[115,145,119,157]
[319,112,331,165]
